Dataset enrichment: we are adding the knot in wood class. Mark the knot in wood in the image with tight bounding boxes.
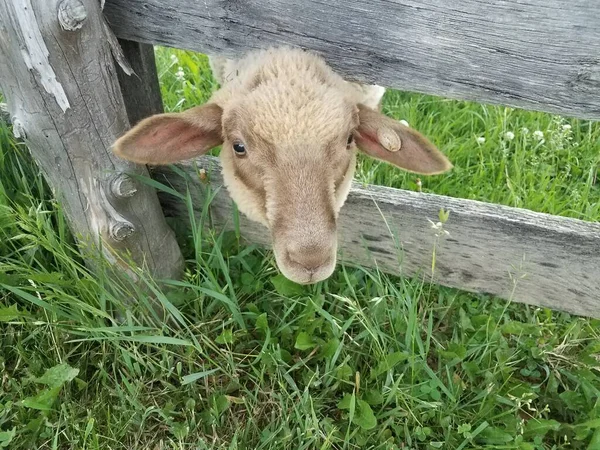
[111,174,138,198]
[110,221,135,242]
[377,127,401,152]
[575,65,600,92]
[58,0,87,31]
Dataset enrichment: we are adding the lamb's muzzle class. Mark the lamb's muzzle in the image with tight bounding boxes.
[278,239,337,285]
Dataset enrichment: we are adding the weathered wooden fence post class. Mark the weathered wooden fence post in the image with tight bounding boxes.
[0,0,183,280]
[115,39,165,126]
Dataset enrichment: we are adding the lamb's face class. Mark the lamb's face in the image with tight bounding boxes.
[112,54,452,286]
[220,82,359,284]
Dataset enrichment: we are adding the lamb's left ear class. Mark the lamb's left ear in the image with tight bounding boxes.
[113,103,223,165]
[354,104,452,175]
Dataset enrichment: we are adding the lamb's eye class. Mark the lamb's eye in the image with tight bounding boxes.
[347,134,354,148]
[233,142,246,157]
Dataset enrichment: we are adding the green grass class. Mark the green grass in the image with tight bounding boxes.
[1,47,599,449]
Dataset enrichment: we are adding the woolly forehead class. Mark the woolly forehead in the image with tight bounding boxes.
[222,81,359,147]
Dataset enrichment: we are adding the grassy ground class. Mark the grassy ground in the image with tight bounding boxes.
[1,47,599,449]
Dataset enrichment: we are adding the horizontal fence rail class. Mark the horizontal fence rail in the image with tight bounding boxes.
[155,157,600,318]
[104,0,600,120]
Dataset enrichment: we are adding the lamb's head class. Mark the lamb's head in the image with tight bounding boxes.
[113,56,452,285]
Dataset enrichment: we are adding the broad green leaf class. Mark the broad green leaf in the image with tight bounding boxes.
[501,321,542,336]
[84,418,95,441]
[440,342,467,360]
[458,423,472,435]
[211,394,230,415]
[279,348,292,364]
[320,337,340,358]
[354,399,377,430]
[581,418,600,430]
[240,273,254,286]
[560,391,585,410]
[337,394,354,410]
[215,328,233,345]
[588,428,600,450]
[22,386,61,411]
[370,351,409,378]
[0,304,23,322]
[476,427,513,445]
[429,388,441,401]
[35,363,79,388]
[255,313,268,332]
[336,364,353,380]
[170,422,189,440]
[0,427,15,448]
[294,332,315,351]
[271,274,304,296]
[246,303,260,314]
[0,273,21,285]
[364,389,384,406]
[25,417,44,433]
[518,443,536,450]
[459,308,475,332]
[524,419,560,439]
[27,272,64,284]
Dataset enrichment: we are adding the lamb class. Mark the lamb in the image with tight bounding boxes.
[113,46,452,285]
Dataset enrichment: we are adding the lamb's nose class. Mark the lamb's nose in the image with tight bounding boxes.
[287,243,332,273]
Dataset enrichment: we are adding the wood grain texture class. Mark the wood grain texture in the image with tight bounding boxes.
[116,40,164,126]
[103,0,600,120]
[154,156,600,318]
[0,0,183,280]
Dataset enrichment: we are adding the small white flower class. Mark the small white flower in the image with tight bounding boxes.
[533,130,544,140]
[476,136,486,144]
[175,67,185,80]
[170,54,178,63]
[562,124,572,131]
[428,219,450,237]
[521,127,529,135]
[399,120,409,127]
[504,131,515,141]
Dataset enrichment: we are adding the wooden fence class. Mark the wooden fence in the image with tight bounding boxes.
[1,0,599,317]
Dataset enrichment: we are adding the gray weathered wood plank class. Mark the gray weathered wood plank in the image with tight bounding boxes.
[154,156,600,318]
[103,0,600,120]
[0,0,183,281]
[115,40,164,126]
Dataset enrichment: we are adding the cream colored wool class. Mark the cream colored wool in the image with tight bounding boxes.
[113,46,451,284]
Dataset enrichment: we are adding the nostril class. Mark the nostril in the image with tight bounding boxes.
[287,246,332,273]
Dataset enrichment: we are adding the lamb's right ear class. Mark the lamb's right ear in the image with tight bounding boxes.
[113,103,223,165]
[354,104,452,175]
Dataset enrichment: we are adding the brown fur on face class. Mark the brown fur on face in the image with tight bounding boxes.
[219,74,358,283]
[113,46,452,284]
